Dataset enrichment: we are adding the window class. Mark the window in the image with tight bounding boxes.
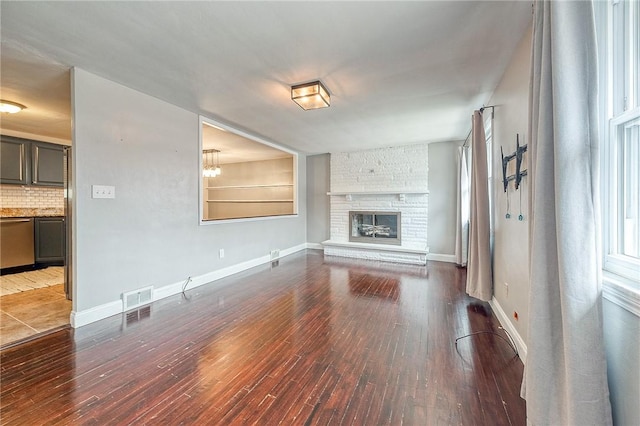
[199,117,298,223]
[606,109,640,282]
[485,110,494,233]
[598,0,640,289]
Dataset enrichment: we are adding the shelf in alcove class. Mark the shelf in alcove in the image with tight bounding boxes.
[206,184,294,189]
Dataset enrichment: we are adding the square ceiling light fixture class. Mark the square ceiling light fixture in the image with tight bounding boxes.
[291,80,330,110]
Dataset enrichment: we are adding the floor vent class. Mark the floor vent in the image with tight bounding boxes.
[270,249,280,261]
[122,286,153,311]
[125,305,152,326]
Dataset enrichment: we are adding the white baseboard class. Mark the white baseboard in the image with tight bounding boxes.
[306,242,324,250]
[281,243,308,257]
[427,253,456,263]
[489,297,528,362]
[70,243,309,329]
[70,300,122,328]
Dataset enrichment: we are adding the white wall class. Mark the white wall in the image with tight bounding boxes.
[72,68,307,316]
[427,141,463,258]
[306,154,330,244]
[488,25,531,345]
[603,299,640,425]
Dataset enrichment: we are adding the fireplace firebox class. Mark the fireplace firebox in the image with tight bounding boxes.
[349,211,401,245]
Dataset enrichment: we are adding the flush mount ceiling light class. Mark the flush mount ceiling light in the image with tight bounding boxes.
[0,100,26,114]
[291,80,330,110]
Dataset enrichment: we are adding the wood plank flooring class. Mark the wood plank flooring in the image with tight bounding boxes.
[0,251,526,425]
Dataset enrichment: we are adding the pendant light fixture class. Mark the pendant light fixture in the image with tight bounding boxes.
[291,80,330,110]
[203,149,221,177]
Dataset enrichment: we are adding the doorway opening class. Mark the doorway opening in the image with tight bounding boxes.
[0,141,72,349]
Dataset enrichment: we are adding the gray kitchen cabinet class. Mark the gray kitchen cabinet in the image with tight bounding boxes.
[31,142,64,186]
[0,135,63,186]
[0,135,29,185]
[35,217,65,265]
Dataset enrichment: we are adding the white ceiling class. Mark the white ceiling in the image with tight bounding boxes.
[0,1,532,155]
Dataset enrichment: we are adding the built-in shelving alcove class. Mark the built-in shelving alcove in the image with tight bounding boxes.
[200,118,297,222]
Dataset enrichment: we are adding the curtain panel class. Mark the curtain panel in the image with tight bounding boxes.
[465,111,492,301]
[521,1,612,424]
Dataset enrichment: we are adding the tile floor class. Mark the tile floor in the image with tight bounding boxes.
[0,282,71,348]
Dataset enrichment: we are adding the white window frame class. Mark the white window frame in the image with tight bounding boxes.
[604,108,640,278]
[597,0,640,316]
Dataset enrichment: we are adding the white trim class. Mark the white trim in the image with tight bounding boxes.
[489,297,528,362]
[603,273,640,317]
[70,300,122,328]
[70,243,308,329]
[280,243,307,257]
[306,242,324,250]
[157,242,308,298]
[427,253,456,263]
[200,214,299,226]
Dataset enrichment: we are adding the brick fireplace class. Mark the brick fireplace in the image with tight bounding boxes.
[323,144,429,265]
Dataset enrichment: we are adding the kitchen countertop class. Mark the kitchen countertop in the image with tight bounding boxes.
[1,208,64,218]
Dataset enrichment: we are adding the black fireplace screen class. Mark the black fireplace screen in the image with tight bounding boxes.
[349,211,401,245]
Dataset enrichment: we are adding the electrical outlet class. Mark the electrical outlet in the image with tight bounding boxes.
[504,282,509,297]
[270,249,280,261]
[219,249,225,259]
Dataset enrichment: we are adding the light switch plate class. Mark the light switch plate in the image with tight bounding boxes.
[92,185,115,199]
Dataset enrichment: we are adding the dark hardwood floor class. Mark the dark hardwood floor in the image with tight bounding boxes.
[0,250,526,425]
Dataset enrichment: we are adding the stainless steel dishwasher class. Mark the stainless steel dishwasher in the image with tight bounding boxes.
[0,218,35,269]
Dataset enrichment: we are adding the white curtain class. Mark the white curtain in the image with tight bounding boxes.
[521,1,612,425]
[455,144,470,266]
[465,111,492,301]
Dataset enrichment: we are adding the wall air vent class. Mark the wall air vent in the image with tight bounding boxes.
[122,286,153,311]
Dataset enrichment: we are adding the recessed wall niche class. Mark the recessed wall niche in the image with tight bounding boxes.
[200,119,297,222]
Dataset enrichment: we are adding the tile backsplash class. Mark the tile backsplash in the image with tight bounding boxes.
[0,184,64,209]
